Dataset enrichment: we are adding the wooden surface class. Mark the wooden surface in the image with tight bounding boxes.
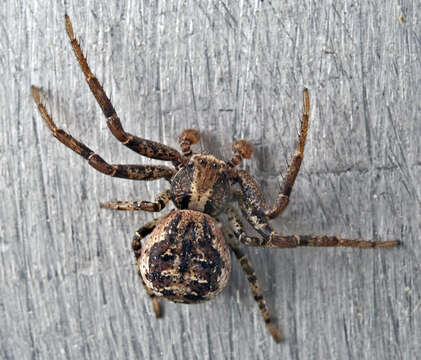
[1,1,420,359]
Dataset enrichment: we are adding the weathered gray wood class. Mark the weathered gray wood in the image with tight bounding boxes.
[1,1,420,359]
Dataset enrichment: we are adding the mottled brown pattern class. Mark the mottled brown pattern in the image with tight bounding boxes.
[100,190,171,212]
[171,154,230,216]
[224,230,282,342]
[65,15,183,165]
[113,164,175,181]
[139,210,231,303]
[31,15,400,344]
[31,87,175,182]
[132,216,166,317]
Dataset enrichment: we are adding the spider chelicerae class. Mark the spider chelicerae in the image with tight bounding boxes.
[31,15,400,343]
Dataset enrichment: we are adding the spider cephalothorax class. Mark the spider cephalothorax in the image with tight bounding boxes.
[32,15,400,343]
[171,154,232,216]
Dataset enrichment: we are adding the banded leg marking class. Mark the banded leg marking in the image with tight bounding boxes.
[231,89,310,219]
[64,15,184,164]
[100,190,171,212]
[227,207,269,247]
[224,229,282,343]
[266,88,310,219]
[231,202,400,249]
[31,87,175,181]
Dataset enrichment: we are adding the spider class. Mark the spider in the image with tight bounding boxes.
[31,15,400,343]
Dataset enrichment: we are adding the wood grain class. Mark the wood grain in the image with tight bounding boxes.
[1,1,420,359]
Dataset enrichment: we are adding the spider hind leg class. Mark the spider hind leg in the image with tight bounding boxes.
[223,227,282,343]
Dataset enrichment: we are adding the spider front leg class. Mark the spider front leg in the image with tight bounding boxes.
[222,226,282,343]
[31,87,175,181]
[230,89,309,218]
[64,15,186,165]
[132,216,166,317]
[100,190,171,212]
[268,88,310,219]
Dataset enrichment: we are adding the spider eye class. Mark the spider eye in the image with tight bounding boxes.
[212,163,218,168]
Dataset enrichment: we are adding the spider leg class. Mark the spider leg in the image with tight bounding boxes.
[226,207,267,246]
[64,15,185,165]
[178,129,200,157]
[222,225,282,343]
[100,190,171,212]
[132,216,165,317]
[266,88,310,219]
[233,199,400,248]
[31,87,175,181]
[230,89,309,218]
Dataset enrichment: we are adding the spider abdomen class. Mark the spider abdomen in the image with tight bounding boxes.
[139,210,231,304]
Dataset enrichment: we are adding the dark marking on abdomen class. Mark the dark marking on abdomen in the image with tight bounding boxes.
[141,210,231,304]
